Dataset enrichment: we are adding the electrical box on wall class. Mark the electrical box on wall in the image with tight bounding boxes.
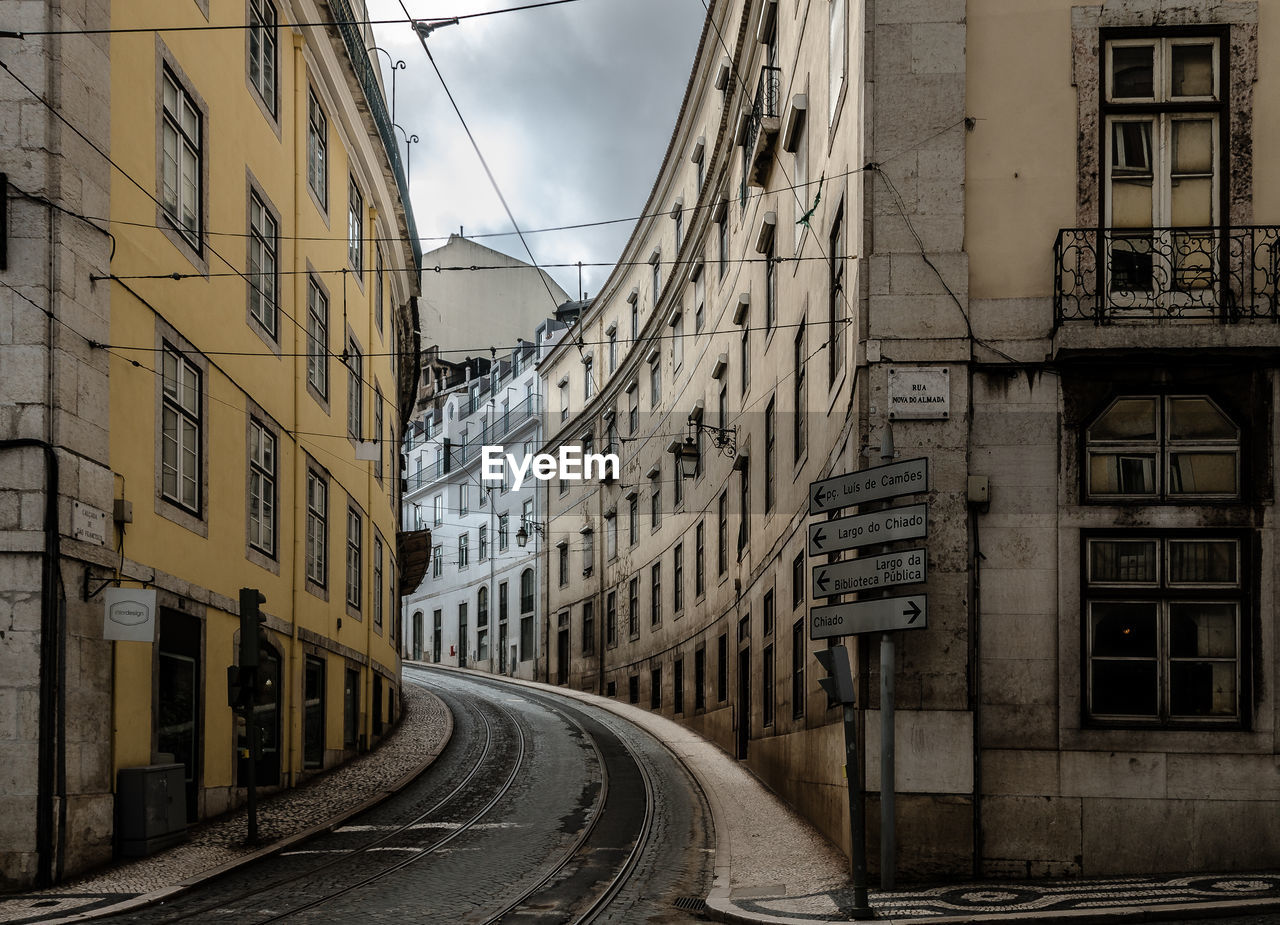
[967,475,990,505]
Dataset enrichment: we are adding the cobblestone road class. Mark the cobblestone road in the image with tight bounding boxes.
[90,666,712,924]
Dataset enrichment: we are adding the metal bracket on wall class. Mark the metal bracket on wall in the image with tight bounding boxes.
[83,569,153,601]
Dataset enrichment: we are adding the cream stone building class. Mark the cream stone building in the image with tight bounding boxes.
[539,0,1280,879]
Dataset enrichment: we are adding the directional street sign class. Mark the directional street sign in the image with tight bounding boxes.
[809,457,929,515]
[812,547,927,599]
[810,595,928,640]
[807,503,927,557]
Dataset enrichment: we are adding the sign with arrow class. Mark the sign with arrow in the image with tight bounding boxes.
[810,595,928,640]
[812,547,927,598]
[809,457,929,515]
[807,503,928,557]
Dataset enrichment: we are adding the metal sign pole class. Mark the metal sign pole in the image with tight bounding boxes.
[845,701,872,918]
[876,426,896,891]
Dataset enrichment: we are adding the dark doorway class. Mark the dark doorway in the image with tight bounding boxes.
[412,612,424,661]
[373,673,384,737]
[237,641,282,789]
[498,622,508,673]
[303,655,325,769]
[459,604,469,668]
[557,628,570,685]
[157,609,201,822]
[432,611,442,662]
[736,646,751,759]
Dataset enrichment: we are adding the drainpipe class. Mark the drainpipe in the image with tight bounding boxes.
[2,440,62,887]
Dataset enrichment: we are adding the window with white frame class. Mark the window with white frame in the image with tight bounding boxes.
[673,313,684,369]
[375,248,385,335]
[651,254,662,303]
[161,345,201,513]
[560,380,569,423]
[1085,532,1244,725]
[608,329,618,372]
[650,356,662,408]
[306,468,327,586]
[432,544,443,579]
[828,0,846,126]
[306,276,328,399]
[346,508,362,609]
[499,512,510,551]
[248,0,277,116]
[584,357,594,400]
[374,387,384,480]
[458,483,468,517]
[307,89,327,209]
[433,493,443,525]
[348,176,363,275]
[161,68,202,246]
[1104,36,1222,297]
[373,535,384,628]
[458,532,469,569]
[479,524,489,560]
[1085,395,1239,500]
[248,418,275,556]
[346,339,362,440]
[248,191,278,337]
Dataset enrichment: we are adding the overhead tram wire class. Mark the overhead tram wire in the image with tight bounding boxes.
[4,0,593,37]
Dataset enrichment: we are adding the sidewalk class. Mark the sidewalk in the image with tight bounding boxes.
[0,683,451,925]
[443,666,1280,925]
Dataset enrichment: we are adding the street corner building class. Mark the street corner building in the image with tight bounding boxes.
[0,0,422,889]
[535,0,1280,881]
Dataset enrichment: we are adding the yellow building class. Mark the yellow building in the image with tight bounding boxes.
[0,0,418,887]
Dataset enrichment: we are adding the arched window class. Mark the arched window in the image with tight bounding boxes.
[1085,395,1239,499]
[520,568,535,614]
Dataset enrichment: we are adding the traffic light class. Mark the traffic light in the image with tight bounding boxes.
[227,665,247,707]
[238,588,268,670]
[815,644,855,705]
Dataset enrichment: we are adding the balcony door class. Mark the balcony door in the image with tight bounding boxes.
[1103,36,1223,314]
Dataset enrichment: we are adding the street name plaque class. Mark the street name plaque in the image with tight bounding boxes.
[810,595,928,640]
[807,503,928,557]
[812,547,927,599]
[809,457,929,515]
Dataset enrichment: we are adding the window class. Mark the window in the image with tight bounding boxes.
[764,588,775,637]
[650,357,662,408]
[718,214,728,279]
[829,0,846,126]
[432,544,443,579]
[375,249,385,335]
[346,508,361,609]
[717,633,728,702]
[673,314,684,370]
[650,476,662,531]
[628,386,639,434]
[347,178,363,273]
[479,524,489,560]
[346,339,362,440]
[161,346,201,512]
[248,192,278,337]
[161,68,202,245]
[521,568,535,613]
[673,544,684,615]
[1104,37,1222,297]
[499,513,510,551]
[248,418,275,557]
[306,276,328,400]
[792,620,806,718]
[695,521,706,597]
[499,581,509,623]
[763,644,775,727]
[607,513,617,560]
[1085,533,1244,724]
[373,535,384,628]
[765,396,776,512]
[433,494,443,526]
[793,552,805,608]
[674,657,685,715]
[559,543,569,586]
[765,241,777,333]
[741,327,750,396]
[652,255,662,303]
[794,321,807,460]
[248,0,278,116]
[651,666,662,709]
[794,107,809,251]
[582,601,595,655]
[609,329,618,372]
[560,380,570,423]
[307,89,327,209]
[607,590,618,646]
[739,461,750,556]
[584,357,594,399]
[373,388,384,480]
[1086,395,1239,499]
[582,529,594,573]
[694,647,706,710]
[629,496,639,546]
[628,577,640,637]
[458,532,469,570]
[717,491,728,575]
[674,208,684,250]
[829,206,846,384]
[458,484,468,517]
[694,270,706,332]
[631,301,639,341]
[651,562,662,626]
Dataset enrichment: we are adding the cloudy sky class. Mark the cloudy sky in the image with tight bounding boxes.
[365,0,708,301]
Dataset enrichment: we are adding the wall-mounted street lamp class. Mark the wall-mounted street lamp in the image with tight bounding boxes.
[675,415,737,480]
[367,45,407,121]
[515,518,546,549]
[390,123,420,189]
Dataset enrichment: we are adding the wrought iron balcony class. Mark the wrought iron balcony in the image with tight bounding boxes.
[744,66,782,188]
[1054,226,1280,324]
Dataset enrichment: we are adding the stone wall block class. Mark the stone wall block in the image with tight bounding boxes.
[982,749,1060,796]
[982,656,1056,706]
[982,794,1082,864]
[1166,754,1280,801]
[980,611,1058,662]
[911,22,965,75]
[877,0,965,26]
[1060,750,1167,799]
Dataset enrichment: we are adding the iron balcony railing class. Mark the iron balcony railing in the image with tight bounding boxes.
[328,0,422,271]
[744,65,781,159]
[1054,226,1280,324]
